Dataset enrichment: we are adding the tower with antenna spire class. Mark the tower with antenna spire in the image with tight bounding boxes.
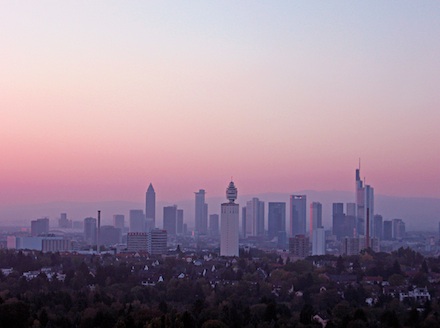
[221,181,239,257]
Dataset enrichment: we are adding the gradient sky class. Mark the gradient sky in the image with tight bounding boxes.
[1,1,439,205]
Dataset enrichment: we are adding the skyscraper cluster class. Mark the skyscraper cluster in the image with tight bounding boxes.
[16,164,410,257]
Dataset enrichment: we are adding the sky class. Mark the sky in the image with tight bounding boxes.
[1,1,439,205]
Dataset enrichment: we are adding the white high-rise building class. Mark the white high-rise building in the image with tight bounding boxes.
[220,181,239,257]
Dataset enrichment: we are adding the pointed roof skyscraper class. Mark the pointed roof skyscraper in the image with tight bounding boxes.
[146,183,156,231]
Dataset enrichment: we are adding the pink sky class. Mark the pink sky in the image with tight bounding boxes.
[1,2,439,205]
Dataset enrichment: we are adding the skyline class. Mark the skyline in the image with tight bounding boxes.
[1,2,440,206]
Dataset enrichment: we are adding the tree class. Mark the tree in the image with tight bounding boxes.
[336,256,345,274]
[299,304,314,325]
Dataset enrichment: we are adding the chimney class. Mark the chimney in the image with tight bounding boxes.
[97,210,101,254]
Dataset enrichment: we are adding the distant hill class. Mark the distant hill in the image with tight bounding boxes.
[0,191,438,232]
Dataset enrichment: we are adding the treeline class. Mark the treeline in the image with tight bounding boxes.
[0,249,439,327]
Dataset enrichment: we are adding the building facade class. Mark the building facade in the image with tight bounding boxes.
[310,202,322,240]
[290,195,306,237]
[220,181,239,257]
[84,217,97,245]
[245,198,265,237]
[148,229,167,255]
[145,183,156,231]
[268,202,286,240]
[195,189,208,235]
[31,218,49,236]
[163,205,177,236]
[129,209,145,233]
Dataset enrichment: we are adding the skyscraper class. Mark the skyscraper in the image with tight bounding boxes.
[129,209,145,233]
[209,214,220,236]
[245,198,265,237]
[290,195,306,237]
[220,181,239,257]
[241,207,247,238]
[373,214,383,240]
[84,217,97,245]
[355,165,374,236]
[268,202,286,240]
[176,209,184,235]
[392,219,405,240]
[163,205,177,236]
[346,203,356,237]
[31,218,49,236]
[100,225,121,245]
[332,203,345,240]
[310,202,322,239]
[113,214,125,231]
[195,189,208,235]
[383,220,393,240]
[58,213,72,229]
[145,183,156,231]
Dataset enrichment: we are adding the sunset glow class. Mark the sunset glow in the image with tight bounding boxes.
[1,1,439,206]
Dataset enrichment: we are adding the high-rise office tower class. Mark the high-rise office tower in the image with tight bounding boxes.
[355,165,374,236]
[113,214,125,231]
[310,202,322,239]
[209,214,220,236]
[145,183,156,231]
[129,209,145,233]
[245,198,265,237]
[383,220,393,240]
[290,195,306,237]
[373,214,383,239]
[346,203,357,237]
[31,218,49,236]
[332,203,345,240]
[195,189,208,235]
[84,217,97,245]
[100,225,121,245]
[242,207,247,238]
[176,209,184,235]
[392,219,405,240]
[163,205,177,236]
[268,202,286,240]
[58,213,72,229]
[220,181,239,257]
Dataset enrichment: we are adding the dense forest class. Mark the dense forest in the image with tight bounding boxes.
[0,248,439,327]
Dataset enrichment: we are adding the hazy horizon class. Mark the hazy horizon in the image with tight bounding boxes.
[1,189,439,232]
